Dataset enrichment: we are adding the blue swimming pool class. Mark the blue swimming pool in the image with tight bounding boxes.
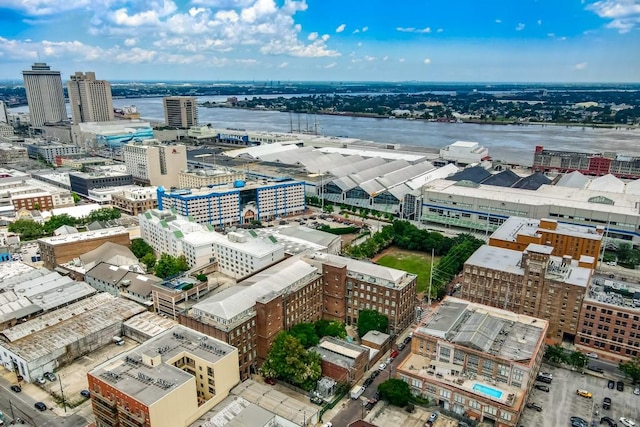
[472,383,503,399]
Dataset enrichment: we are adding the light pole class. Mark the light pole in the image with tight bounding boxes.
[58,374,67,413]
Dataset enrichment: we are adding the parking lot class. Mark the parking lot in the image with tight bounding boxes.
[519,364,640,427]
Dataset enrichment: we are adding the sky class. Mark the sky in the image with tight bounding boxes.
[0,0,639,82]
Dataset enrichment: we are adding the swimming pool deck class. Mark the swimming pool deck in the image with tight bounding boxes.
[398,353,527,411]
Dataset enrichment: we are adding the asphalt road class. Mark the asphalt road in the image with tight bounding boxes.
[0,381,88,427]
[328,339,412,427]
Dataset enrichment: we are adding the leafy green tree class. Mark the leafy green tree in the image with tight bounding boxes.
[154,253,190,279]
[141,253,157,271]
[175,254,189,272]
[619,357,640,384]
[378,379,411,407]
[71,193,81,204]
[131,238,154,259]
[289,323,319,348]
[261,332,322,391]
[195,273,207,282]
[568,351,588,369]
[85,207,121,223]
[544,344,567,364]
[358,309,389,337]
[315,319,347,339]
[8,219,43,240]
[43,214,77,235]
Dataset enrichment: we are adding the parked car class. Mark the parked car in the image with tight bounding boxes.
[10,385,21,392]
[526,402,542,412]
[619,417,636,427]
[617,381,625,392]
[538,372,553,379]
[363,377,373,387]
[80,390,91,398]
[587,365,604,373]
[428,412,438,423]
[534,384,549,392]
[576,389,593,398]
[586,352,599,359]
[370,370,380,379]
[379,362,387,371]
[634,386,640,396]
[403,336,412,345]
[600,416,617,427]
[36,376,46,385]
[44,372,56,382]
[384,357,393,365]
[536,376,552,384]
[34,402,47,411]
[397,342,406,351]
[571,416,588,427]
[390,350,399,359]
[603,396,612,410]
[310,396,324,405]
[374,390,381,400]
[608,380,616,389]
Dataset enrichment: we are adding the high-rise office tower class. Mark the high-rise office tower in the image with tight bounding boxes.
[163,96,198,129]
[0,101,8,124]
[22,62,67,126]
[67,71,114,124]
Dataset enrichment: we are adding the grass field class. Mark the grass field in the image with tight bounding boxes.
[375,249,438,293]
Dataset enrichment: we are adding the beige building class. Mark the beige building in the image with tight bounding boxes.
[22,62,67,126]
[67,71,114,124]
[163,96,198,129]
[177,168,245,189]
[0,144,28,165]
[88,325,240,427]
[111,186,158,215]
[397,297,548,427]
[123,139,187,188]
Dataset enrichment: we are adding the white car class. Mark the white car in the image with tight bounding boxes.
[634,386,640,396]
[379,363,387,371]
[620,417,636,427]
[586,352,598,359]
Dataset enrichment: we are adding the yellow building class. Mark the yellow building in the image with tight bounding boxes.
[177,168,245,190]
[88,325,239,427]
[489,217,603,269]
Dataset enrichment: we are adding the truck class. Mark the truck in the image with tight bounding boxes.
[113,336,124,346]
[350,385,365,400]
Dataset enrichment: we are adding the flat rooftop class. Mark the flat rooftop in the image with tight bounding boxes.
[188,396,274,427]
[585,278,640,312]
[90,325,236,406]
[416,297,547,362]
[311,337,369,369]
[123,312,179,339]
[491,216,603,242]
[38,226,128,245]
[163,179,303,197]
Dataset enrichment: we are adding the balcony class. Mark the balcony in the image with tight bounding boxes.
[118,409,145,427]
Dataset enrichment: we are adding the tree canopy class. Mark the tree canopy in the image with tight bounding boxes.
[358,309,389,337]
[289,323,320,349]
[8,219,43,240]
[131,238,154,259]
[314,319,347,339]
[619,357,640,384]
[260,332,322,391]
[154,254,190,279]
[43,214,77,235]
[378,378,411,407]
[86,207,121,223]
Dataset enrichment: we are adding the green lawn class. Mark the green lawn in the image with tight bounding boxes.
[375,250,437,293]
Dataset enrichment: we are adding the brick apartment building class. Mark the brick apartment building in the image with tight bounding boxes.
[312,336,370,384]
[455,243,592,343]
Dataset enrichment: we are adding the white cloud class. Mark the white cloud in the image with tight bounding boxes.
[361,26,368,32]
[236,58,258,64]
[308,32,318,41]
[537,19,542,25]
[587,0,640,33]
[124,38,137,46]
[364,55,375,61]
[396,26,431,33]
[437,28,444,33]
[321,34,330,41]
[382,55,389,61]
[278,61,289,68]
[495,19,502,23]
[399,58,405,62]
[575,62,588,70]
[324,62,336,68]
[0,0,94,16]
[357,42,362,47]
[353,29,360,34]
[547,32,556,37]
[515,23,525,31]
[423,58,431,64]
[336,23,346,33]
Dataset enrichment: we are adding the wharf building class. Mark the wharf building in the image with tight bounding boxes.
[67,71,114,124]
[532,145,640,179]
[72,120,154,151]
[489,217,603,269]
[576,276,640,363]
[163,96,198,129]
[88,325,239,427]
[455,243,593,343]
[123,139,187,188]
[157,179,305,227]
[21,62,67,126]
[396,297,548,427]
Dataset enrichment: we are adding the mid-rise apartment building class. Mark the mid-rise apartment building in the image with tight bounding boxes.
[123,139,187,188]
[157,180,305,226]
[177,168,245,189]
[22,62,67,126]
[69,170,134,197]
[456,244,593,343]
[67,71,114,124]
[88,325,239,427]
[38,227,131,269]
[163,96,198,129]
[0,173,74,214]
[111,187,158,215]
[575,277,640,362]
[397,297,548,427]
[489,217,603,269]
[26,142,83,164]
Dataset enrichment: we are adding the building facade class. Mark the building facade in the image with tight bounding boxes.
[67,71,114,124]
[123,139,187,188]
[397,297,548,427]
[111,187,158,216]
[157,180,306,226]
[0,144,28,165]
[26,142,83,164]
[69,171,134,197]
[532,145,640,179]
[163,96,198,129]
[489,217,603,269]
[38,227,131,269]
[456,244,592,343]
[22,62,67,126]
[88,325,239,427]
[177,168,245,189]
[312,336,370,384]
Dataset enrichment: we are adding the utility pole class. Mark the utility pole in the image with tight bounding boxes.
[428,248,434,306]
[9,399,15,420]
[58,374,67,413]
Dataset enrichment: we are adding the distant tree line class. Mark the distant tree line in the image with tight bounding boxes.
[8,208,121,241]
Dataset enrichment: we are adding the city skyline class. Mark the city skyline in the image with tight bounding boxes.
[0,0,639,82]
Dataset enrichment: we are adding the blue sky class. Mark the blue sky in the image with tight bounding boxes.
[0,0,639,82]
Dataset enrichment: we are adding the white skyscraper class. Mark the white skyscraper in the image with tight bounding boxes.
[0,101,8,124]
[67,71,114,124]
[21,62,67,126]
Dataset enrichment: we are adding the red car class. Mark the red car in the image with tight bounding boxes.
[390,350,399,359]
